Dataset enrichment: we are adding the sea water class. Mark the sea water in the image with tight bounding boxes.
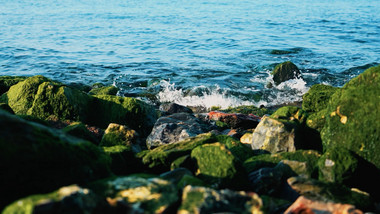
[1,0,379,108]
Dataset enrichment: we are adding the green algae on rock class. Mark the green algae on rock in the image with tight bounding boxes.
[102,145,143,175]
[320,65,380,169]
[191,142,248,189]
[89,85,118,96]
[271,61,301,85]
[302,84,339,113]
[100,123,141,151]
[3,185,110,214]
[0,110,111,210]
[62,122,99,145]
[0,75,27,95]
[178,185,263,214]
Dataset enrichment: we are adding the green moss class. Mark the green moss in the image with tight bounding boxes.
[89,85,118,96]
[63,122,98,144]
[306,109,327,131]
[244,150,321,177]
[302,84,339,113]
[271,61,301,85]
[177,175,207,189]
[191,142,248,189]
[220,105,272,117]
[179,190,205,212]
[270,106,307,124]
[215,120,229,129]
[102,145,142,175]
[88,95,157,136]
[0,110,111,210]
[215,135,255,162]
[321,65,380,169]
[0,75,27,95]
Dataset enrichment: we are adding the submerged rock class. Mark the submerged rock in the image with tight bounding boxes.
[146,113,210,149]
[320,65,380,169]
[0,110,111,210]
[272,61,301,85]
[3,185,111,214]
[178,185,263,214]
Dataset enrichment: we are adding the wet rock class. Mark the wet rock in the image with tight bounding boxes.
[159,102,193,114]
[0,110,111,210]
[146,112,210,149]
[91,176,178,213]
[191,142,248,189]
[62,122,99,145]
[244,150,321,178]
[102,145,143,175]
[3,185,111,214]
[178,185,263,214]
[284,196,363,214]
[302,84,338,113]
[321,65,380,169]
[89,94,157,136]
[100,123,142,152]
[287,176,373,211]
[208,111,261,129]
[89,85,118,96]
[272,61,301,85]
[0,75,27,95]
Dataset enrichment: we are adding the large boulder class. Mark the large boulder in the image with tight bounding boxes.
[146,113,210,149]
[272,61,301,85]
[0,75,92,121]
[302,84,339,113]
[320,65,380,169]
[3,185,111,214]
[0,110,111,210]
[0,75,27,95]
[178,185,263,214]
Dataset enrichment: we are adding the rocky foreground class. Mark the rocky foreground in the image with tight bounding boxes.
[0,64,379,214]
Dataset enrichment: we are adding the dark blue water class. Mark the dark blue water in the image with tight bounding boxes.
[1,0,379,108]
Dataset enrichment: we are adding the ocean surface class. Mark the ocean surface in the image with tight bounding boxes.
[1,0,379,108]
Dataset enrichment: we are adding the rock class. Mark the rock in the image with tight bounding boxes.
[89,85,118,96]
[240,132,253,146]
[302,84,339,113]
[284,196,363,214]
[306,109,327,132]
[146,113,210,149]
[0,75,93,121]
[244,150,321,178]
[89,94,157,136]
[100,123,142,152]
[91,176,178,213]
[0,75,27,95]
[208,111,260,129]
[317,146,380,200]
[272,61,301,85]
[159,102,193,114]
[0,110,111,210]
[321,65,380,169]
[178,185,263,214]
[102,145,143,175]
[218,105,272,117]
[3,185,112,214]
[287,176,373,211]
[160,167,194,185]
[177,175,207,189]
[62,122,99,145]
[171,155,194,170]
[0,103,14,114]
[191,142,248,189]
[251,115,296,153]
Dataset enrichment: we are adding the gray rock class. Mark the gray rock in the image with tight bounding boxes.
[251,115,296,153]
[146,113,210,149]
[159,102,193,114]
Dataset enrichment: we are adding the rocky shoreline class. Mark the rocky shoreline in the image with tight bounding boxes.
[0,64,379,213]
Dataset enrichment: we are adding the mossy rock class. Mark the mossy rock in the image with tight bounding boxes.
[62,122,99,145]
[306,109,328,132]
[321,65,380,169]
[0,76,93,121]
[302,84,339,113]
[178,185,263,214]
[89,175,178,213]
[0,110,111,210]
[100,123,141,151]
[244,150,321,178]
[270,106,307,125]
[0,103,14,114]
[177,175,208,189]
[271,61,301,85]
[221,105,272,117]
[191,142,248,189]
[89,95,157,136]
[0,75,27,95]
[3,185,110,214]
[102,145,143,175]
[89,85,118,96]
